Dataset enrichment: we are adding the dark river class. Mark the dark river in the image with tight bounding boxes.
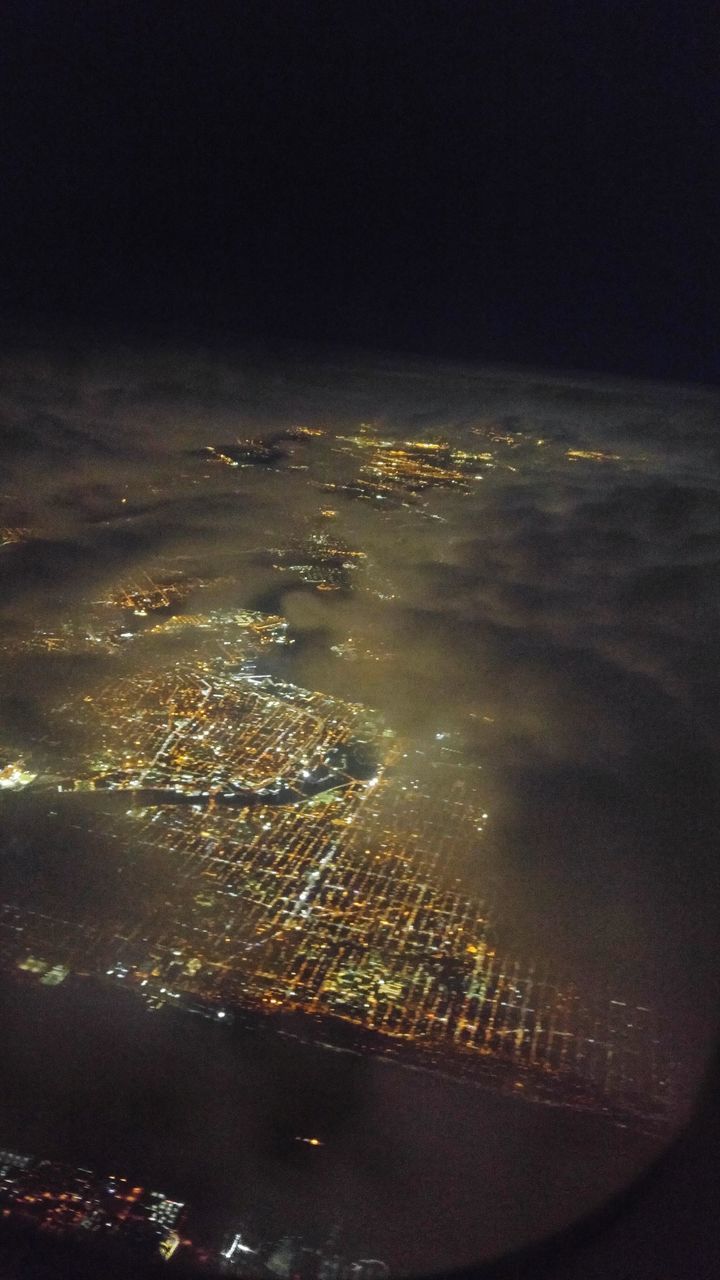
[0,974,662,1273]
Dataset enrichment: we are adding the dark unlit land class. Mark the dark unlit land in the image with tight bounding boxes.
[0,976,660,1274]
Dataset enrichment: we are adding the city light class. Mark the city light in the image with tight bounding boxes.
[0,427,672,1171]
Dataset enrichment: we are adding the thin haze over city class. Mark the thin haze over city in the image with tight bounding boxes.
[0,2,718,1277]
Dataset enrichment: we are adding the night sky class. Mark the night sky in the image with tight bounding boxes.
[2,0,718,380]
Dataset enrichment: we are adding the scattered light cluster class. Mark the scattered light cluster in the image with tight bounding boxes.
[323,429,491,505]
[271,521,367,592]
[566,448,621,463]
[0,1150,183,1259]
[93,572,222,616]
[0,1148,386,1277]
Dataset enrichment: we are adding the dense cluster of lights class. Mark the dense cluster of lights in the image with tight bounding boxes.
[0,420,669,1132]
[0,601,670,1125]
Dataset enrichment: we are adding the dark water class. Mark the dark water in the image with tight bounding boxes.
[0,975,661,1274]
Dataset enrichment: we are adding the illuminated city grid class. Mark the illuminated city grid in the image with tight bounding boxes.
[55,666,370,795]
[123,783,667,1112]
[0,603,669,1122]
[0,765,668,1119]
[0,424,670,1130]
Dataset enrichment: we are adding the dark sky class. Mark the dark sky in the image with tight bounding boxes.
[1,0,717,381]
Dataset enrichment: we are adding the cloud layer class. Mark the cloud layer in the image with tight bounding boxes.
[1,341,718,1069]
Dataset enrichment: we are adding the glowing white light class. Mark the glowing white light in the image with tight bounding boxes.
[223,1233,254,1259]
